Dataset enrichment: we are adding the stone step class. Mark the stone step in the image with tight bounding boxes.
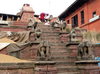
[55,61,75,66]
[51,46,66,49]
[51,53,69,57]
[51,44,66,47]
[51,56,70,60]
[40,26,52,28]
[40,26,52,29]
[42,38,60,41]
[57,66,78,72]
[51,48,67,50]
[52,57,76,62]
[42,33,59,36]
[37,24,80,74]
[51,53,68,57]
[42,36,59,39]
[51,49,68,52]
[55,60,74,64]
[42,38,60,40]
[51,45,66,48]
[44,41,61,44]
[47,41,61,43]
[51,48,67,51]
[42,32,59,35]
[42,34,59,37]
[38,24,51,27]
[51,47,67,50]
[51,50,68,54]
[51,43,66,46]
[41,30,54,32]
[57,72,80,74]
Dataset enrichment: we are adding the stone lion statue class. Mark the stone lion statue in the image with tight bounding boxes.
[37,41,51,61]
[77,41,95,60]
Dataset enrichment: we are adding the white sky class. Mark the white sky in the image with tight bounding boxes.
[0,0,76,17]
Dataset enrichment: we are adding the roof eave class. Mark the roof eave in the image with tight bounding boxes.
[59,0,89,20]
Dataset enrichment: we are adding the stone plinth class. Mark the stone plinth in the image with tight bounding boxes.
[34,61,57,74]
[75,60,100,74]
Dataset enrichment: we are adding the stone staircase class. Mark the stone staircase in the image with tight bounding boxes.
[37,23,80,74]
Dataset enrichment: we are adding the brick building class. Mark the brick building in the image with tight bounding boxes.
[59,0,100,32]
[0,4,35,32]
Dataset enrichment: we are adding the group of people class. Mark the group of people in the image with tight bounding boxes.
[39,13,53,23]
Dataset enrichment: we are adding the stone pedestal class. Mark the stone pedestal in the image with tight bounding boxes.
[75,60,100,74]
[34,61,57,74]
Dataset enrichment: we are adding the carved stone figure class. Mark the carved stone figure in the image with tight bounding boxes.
[35,28,42,41]
[60,20,66,32]
[69,28,83,42]
[51,18,61,28]
[27,18,38,31]
[37,41,51,61]
[69,30,77,42]
[77,41,95,60]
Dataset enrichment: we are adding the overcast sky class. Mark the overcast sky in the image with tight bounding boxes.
[0,0,76,17]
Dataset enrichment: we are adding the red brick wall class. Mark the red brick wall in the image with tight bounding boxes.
[19,44,39,60]
[65,0,100,32]
[12,21,28,26]
[20,12,34,22]
[0,44,39,60]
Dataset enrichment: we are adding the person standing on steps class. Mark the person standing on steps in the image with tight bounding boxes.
[39,13,46,22]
